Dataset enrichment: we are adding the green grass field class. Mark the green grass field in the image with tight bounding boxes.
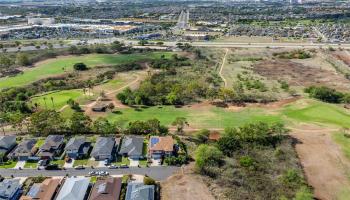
[107,105,282,129]
[103,99,350,130]
[0,52,173,89]
[31,89,85,110]
[283,101,350,128]
[333,132,350,160]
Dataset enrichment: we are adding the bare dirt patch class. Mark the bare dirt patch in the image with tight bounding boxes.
[253,59,350,91]
[332,51,350,67]
[290,124,350,200]
[161,163,215,200]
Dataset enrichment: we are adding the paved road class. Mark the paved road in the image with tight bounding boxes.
[0,166,179,181]
[3,37,350,53]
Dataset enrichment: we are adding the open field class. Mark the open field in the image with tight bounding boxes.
[106,103,282,129]
[291,125,350,200]
[101,98,350,130]
[0,52,173,89]
[283,100,350,128]
[31,89,85,110]
[253,59,350,91]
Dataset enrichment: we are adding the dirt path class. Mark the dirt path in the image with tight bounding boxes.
[290,125,350,200]
[219,48,229,87]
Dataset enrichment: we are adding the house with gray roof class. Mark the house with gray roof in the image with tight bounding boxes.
[118,136,144,159]
[0,136,16,155]
[8,139,37,161]
[65,137,91,159]
[55,177,90,200]
[0,179,22,200]
[37,135,64,159]
[125,183,154,200]
[91,137,115,161]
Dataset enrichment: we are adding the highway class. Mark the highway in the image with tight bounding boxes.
[0,166,179,181]
[3,37,350,53]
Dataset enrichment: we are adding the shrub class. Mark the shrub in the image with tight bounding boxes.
[304,86,343,103]
[164,155,188,166]
[73,63,88,71]
[239,156,255,168]
[195,144,223,172]
[294,186,313,200]
[143,176,156,185]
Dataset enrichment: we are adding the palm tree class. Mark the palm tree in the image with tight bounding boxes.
[43,97,48,109]
[50,97,55,108]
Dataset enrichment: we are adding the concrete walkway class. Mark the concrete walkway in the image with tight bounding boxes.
[63,159,75,168]
[129,159,139,167]
[14,161,25,169]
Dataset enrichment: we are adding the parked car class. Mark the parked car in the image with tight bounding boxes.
[74,165,85,170]
[108,165,118,169]
[38,159,49,166]
[89,171,97,176]
[98,171,109,176]
[104,159,110,166]
[120,164,129,168]
[45,164,59,170]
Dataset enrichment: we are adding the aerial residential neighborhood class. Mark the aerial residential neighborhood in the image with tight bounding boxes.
[0,133,179,200]
[1,0,350,199]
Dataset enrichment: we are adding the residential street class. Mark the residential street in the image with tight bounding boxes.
[0,166,179,181]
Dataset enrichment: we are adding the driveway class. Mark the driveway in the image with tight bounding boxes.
[129,159,139,167]
[14,161,25,169]
[97,161,105,168]
[151,159,161,167]
[63,159,75,168]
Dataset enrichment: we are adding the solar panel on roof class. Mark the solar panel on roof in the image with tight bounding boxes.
[150,137,159,147]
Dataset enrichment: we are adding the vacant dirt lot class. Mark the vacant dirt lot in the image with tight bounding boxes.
[253,60,350,91]
[161,164,215,200]
[290,125,350,200]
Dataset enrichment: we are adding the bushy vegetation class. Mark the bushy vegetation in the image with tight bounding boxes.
[124,119,168,135]
[304,86,348,103]
[73,63,88,71]
[164,155,188,166]
[150,54,191,69]
[195,122,312,199]
[273,50,312,59]
[117,54,221,106]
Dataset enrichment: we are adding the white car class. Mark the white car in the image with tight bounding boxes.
[108,165,118,169]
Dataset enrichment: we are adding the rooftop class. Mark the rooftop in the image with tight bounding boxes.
[55,177,90,200]
[149,136,174,152]
[88,177,122,200]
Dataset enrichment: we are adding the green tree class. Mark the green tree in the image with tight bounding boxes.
[68,112,92,134]
[195,144,223,172]
[92,117,117,135]
[194,129,210,144]
[138,40,148,46]
[16,53,31,66]
[171,117,189,134]
[73,63,88,71]
[111,41,125,52]
[0,55,13,68]
[29,110,65,136]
